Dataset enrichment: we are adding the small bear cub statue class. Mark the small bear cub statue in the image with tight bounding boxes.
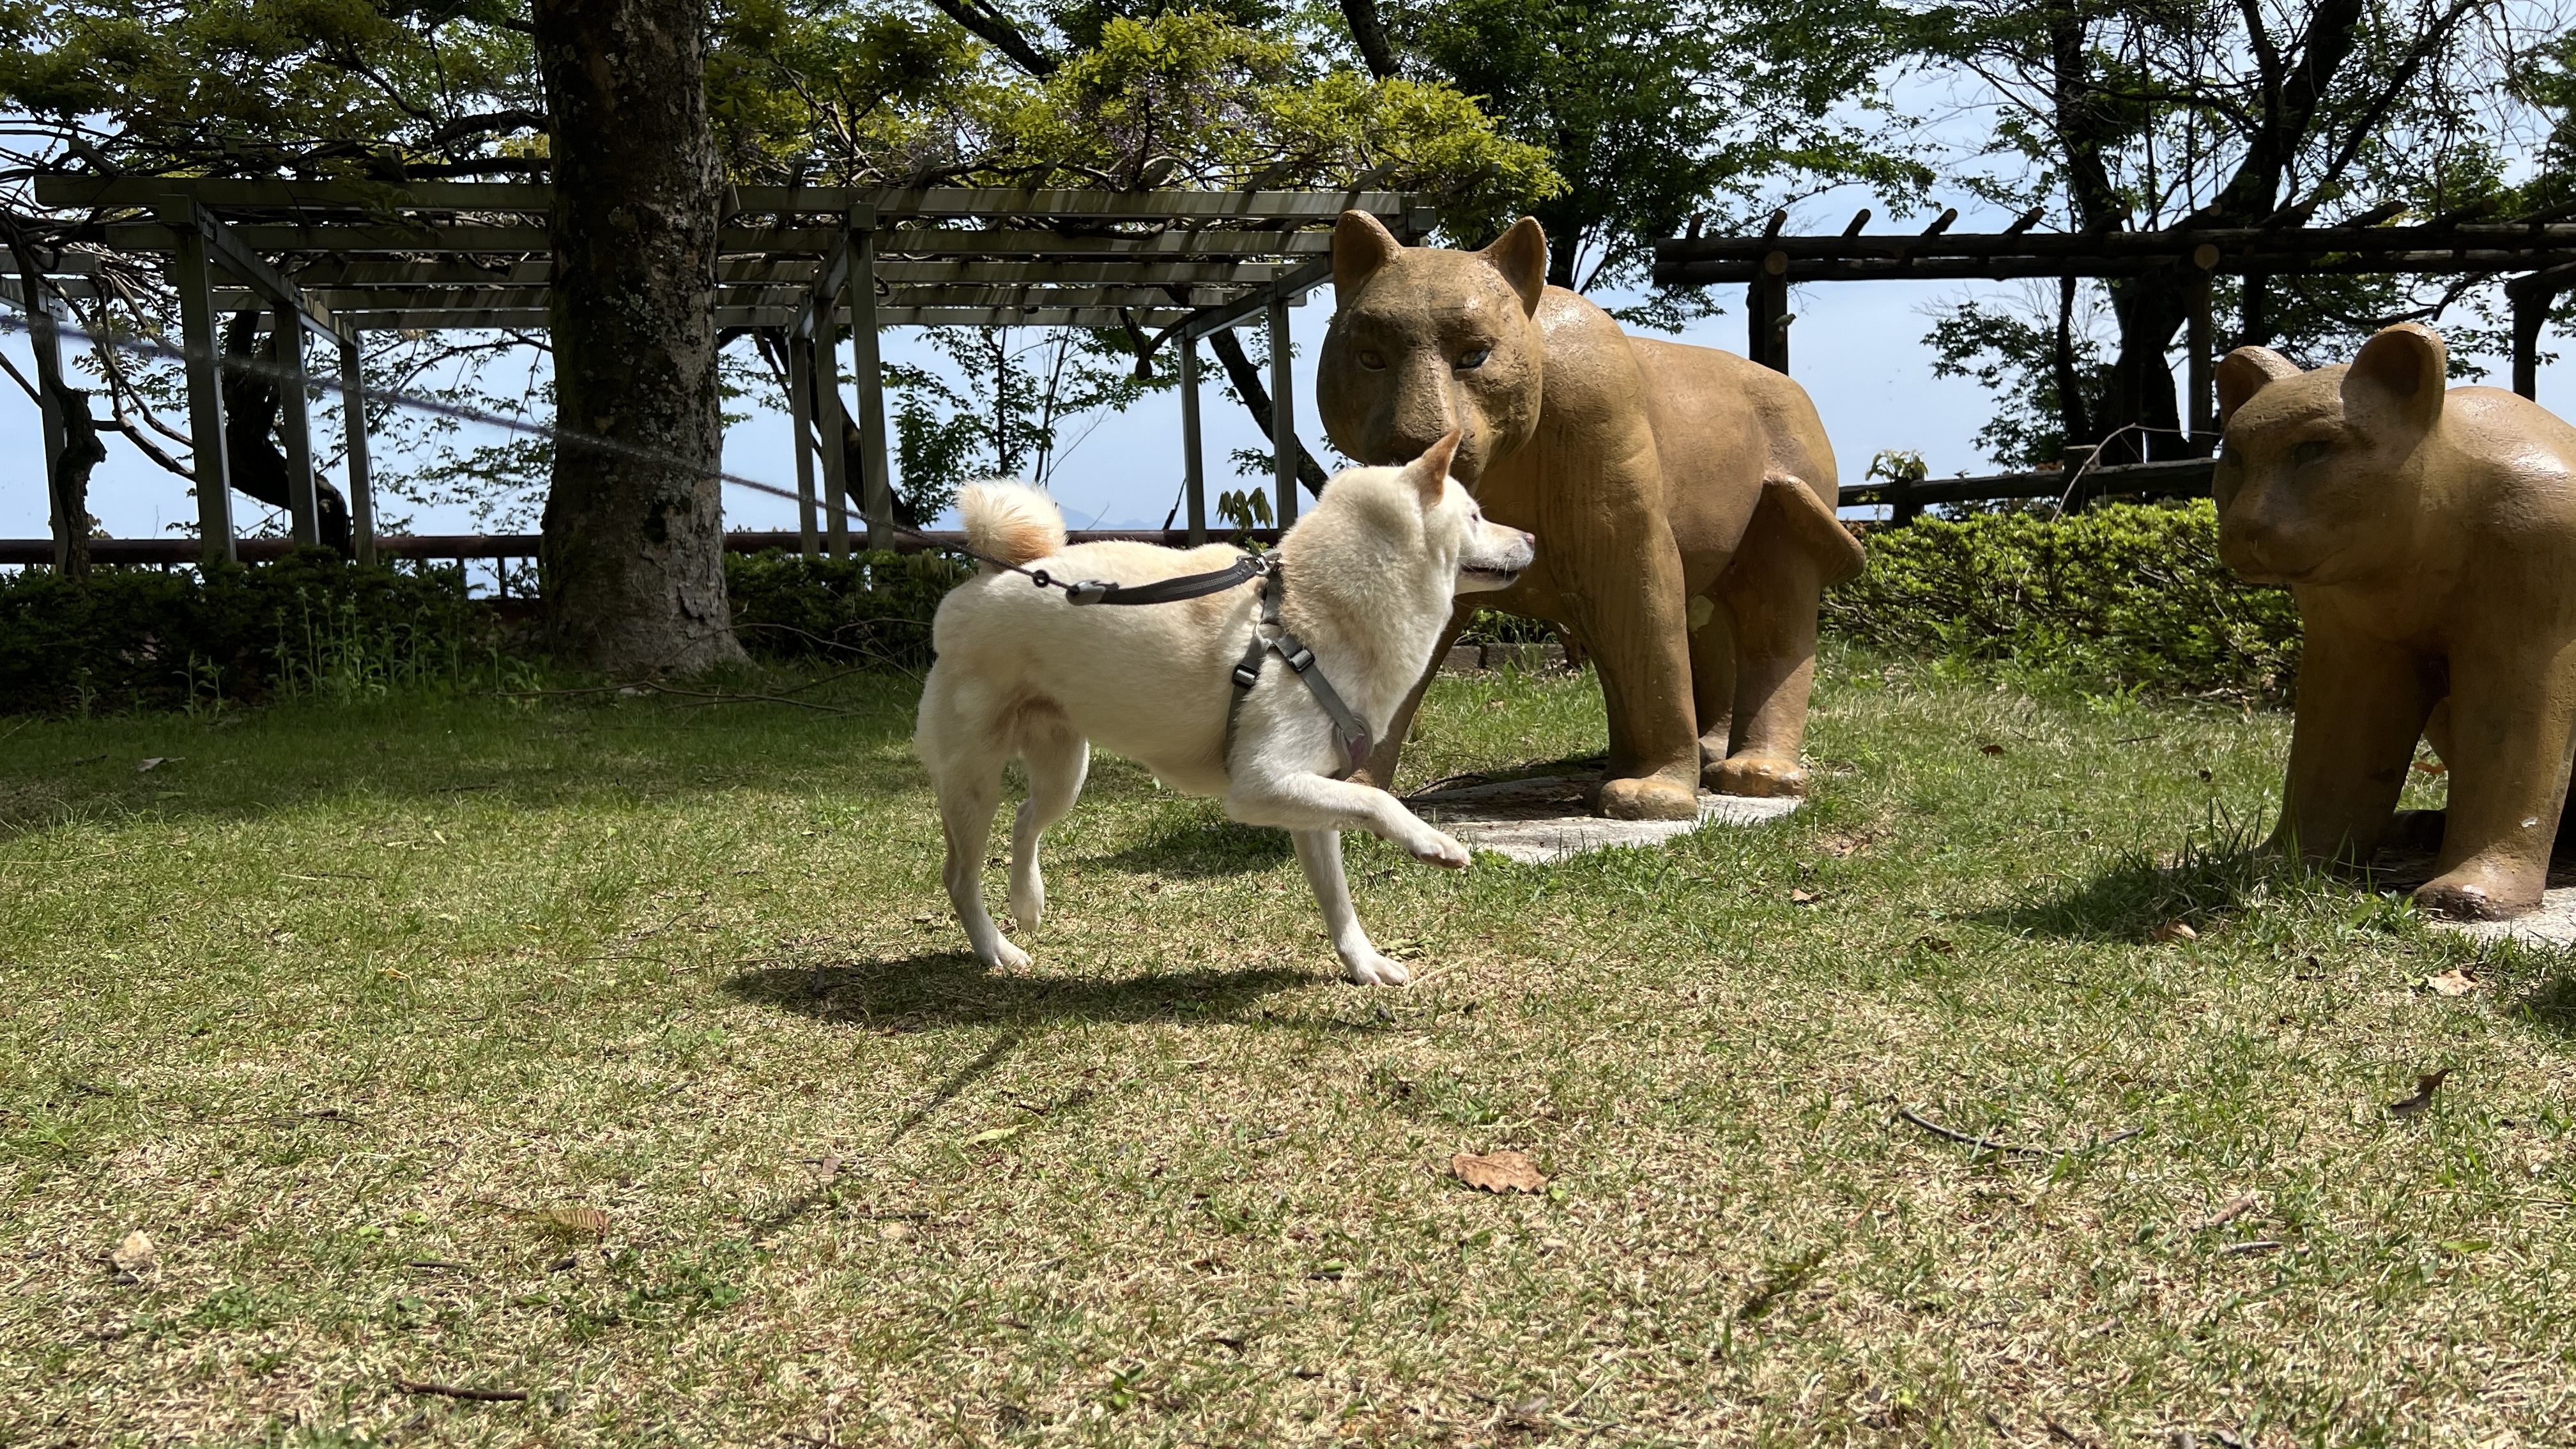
[2215,321,2576,920]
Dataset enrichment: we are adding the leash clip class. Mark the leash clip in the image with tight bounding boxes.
[1062,579,1112,605]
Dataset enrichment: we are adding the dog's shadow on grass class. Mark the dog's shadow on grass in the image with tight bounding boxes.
[724,953,1312,1029]
[1091,819,1294,878]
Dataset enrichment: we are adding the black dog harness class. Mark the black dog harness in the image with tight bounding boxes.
[1219,565,1374,781]
[996,546,1372,781]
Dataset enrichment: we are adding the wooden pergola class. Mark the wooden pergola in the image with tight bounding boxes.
[1654,206,2576,499]
[8,178,1432,569]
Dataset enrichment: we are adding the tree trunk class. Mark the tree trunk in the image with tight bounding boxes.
[532,0,743,675]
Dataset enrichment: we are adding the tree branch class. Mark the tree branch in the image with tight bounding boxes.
[1207,328,1329,498]
[924,0,1057,78]
[1337,0,1402,80]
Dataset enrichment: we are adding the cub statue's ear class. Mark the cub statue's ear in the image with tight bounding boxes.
[2214,347,2302,427]
[1333,211,1406,303]
[1408,428,1464,508]
[1478,218,1548,316]
[2345,321,2448,433]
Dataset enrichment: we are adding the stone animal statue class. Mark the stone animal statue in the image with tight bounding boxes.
[1313,213,1866,820]
[2215,321,2576,919]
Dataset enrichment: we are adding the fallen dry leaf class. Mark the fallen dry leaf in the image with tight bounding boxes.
[1450,1150,1549,1194]
[1788,889,1819,905]
[134,757,176,773]
[110,1229,155,1275]
[2423,969,2476,997]
[2412,760,2450,776]
[2149,919,2198,943]
[964,1124,1025,1147]
[878,1221,917,1243]
[528,1206,609,1236]
[2389,1068,2452,1119]
[1977,743,2005,756]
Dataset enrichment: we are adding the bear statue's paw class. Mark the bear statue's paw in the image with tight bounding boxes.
[1707,754,1809,799]
[1592,774,1701,821]
[2414,873,2542,922]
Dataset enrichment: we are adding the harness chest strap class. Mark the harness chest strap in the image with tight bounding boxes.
[1222,567,1374,781]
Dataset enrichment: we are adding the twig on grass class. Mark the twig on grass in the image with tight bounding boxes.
[1894,1104,2143,1161]
[394,1379,527,1402]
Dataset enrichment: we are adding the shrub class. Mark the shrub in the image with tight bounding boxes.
[724,549,970,669]
[1823,500,2301,700]
[0,551,483,716]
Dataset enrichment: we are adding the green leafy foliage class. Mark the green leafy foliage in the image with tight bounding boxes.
[1823,501,2301,700]
[1395,0,1922,316]
[723,548,970,668]
[0,553,484,715]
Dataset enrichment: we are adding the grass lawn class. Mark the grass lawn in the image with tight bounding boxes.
[3,648,2572,1446]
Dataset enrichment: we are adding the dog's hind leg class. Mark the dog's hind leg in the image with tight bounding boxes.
[935,745,1029,972]
[1291,829,1409,986]
[1010,710,1089,933]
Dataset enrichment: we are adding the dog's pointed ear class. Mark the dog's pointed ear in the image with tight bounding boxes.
[2215,346,2302,427]
[1408,428,1464,507]
[1478,218,1547,316]
[2345,321,2447,433]
[1334,211,1406,302]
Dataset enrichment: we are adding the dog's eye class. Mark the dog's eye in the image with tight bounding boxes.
[1457,348,1491,371]
[2294,440,2330,468]
[1359,350,1386,370]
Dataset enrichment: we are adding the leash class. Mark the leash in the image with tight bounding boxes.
[883,517,1273,606]
[1223,562,1374,781]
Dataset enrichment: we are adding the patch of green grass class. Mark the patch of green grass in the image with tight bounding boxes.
[3,648,2572,1445]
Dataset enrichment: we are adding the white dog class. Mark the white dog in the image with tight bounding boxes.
[915,431,1535,985]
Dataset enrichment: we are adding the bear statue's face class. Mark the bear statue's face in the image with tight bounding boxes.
[2211,324,2448,586]
[1315,212,1548,487]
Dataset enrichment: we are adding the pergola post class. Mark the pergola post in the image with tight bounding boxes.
[2187,257,2216,453]
[1269,296,1298,526]
[2506,266,2576,401]
[1181,333,1207,545]
[272,310,318,547]
[848,205,894,550]
[337,329,376,565]
[813,232,852,560]
[163,196,235,567]
[29,290,71,571]
[786,329,820,558]
[1749,252,1790,373]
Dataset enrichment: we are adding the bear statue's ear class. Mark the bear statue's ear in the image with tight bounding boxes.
[1407,427,1464,508]
[2345,321,2448,433]
[1333,211,1406,303]
[1478,218,1548,316]
[2214,347,2302,427]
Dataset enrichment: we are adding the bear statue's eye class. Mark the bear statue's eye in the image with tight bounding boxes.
[1359,350,1386,371]
[1457,348,1492,371]
[2294,440,2331,468]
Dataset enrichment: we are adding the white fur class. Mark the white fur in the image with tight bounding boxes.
[914,442,1535,985]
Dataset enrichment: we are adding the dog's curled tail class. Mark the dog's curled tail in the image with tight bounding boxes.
[957,480,1065,572]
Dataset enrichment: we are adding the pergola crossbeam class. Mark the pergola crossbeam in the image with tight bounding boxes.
[22,177,1430,576]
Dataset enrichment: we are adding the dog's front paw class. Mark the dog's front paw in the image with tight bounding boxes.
[981,937,1032,971]
[1407,829,1471,870]
[1344,951,1412,986]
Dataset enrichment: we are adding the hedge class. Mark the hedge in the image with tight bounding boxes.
[1822,499,2301,700]
[0,550,483,714]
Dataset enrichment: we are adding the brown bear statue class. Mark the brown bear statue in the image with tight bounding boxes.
[1315,212,1865,820]
[2215,321,2576,919]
